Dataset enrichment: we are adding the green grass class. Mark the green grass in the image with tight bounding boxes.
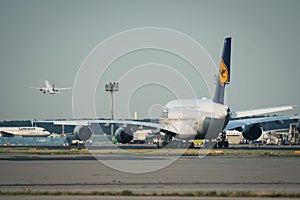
[0,147,299,157]
[0,147,90,155]
[0,190,300,197]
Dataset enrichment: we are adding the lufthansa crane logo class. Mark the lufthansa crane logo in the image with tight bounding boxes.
[219,60,229,85]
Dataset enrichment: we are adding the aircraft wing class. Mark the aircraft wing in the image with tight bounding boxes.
[225,115,300,130]
[30,87,44,90]
[38,119,180,134]
[231,106,293,118]
[55,87,72,91]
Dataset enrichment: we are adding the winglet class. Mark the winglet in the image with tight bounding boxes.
[213,37,232,104]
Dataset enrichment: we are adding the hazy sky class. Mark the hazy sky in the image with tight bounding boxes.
[0,0,299,120]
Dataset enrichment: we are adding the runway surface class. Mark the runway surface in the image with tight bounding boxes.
[1,197,300,200]
[0,154,299,199]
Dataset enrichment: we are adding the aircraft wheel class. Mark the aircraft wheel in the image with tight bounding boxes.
[224,141,229,148]
[217,141,223,148]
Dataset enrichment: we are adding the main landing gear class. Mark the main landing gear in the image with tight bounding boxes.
[201,132,229,148]
[155,132,229,149]
[216,132,229,148]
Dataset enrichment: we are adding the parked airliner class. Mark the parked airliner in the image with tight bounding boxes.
[0,127,51,137]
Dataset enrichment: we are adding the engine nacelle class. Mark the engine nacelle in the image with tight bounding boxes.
[73,125,92,141]
[242,124,263,141]
[115,127,133,144]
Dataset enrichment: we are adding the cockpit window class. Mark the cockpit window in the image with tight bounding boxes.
[161,109,168,118]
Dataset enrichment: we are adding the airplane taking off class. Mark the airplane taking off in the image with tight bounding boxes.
[0,127,51,137]
[31,80,72,94]
[38,37,298,146]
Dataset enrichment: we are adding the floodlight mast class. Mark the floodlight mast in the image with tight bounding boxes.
[105,82,119,142]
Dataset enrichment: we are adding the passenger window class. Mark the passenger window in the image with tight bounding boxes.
[161,109,168,118]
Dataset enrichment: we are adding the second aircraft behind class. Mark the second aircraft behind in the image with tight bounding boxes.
[31,80,72,95]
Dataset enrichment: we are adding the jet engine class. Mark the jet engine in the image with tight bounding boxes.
[73,125,92,141]
[115,127,133,144]
[241,124,263,141]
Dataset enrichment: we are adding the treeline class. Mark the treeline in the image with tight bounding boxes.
[0,120,32,127]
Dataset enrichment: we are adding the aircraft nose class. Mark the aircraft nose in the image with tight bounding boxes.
[227,107,231,113]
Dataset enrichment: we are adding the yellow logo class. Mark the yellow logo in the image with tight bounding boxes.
[219,60,229,85]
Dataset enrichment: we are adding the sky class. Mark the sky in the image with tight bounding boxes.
[0,0,299,120]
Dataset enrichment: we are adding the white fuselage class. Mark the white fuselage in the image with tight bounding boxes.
[43,80,55,94]
[159,99,230,140]
[0,127,51,137]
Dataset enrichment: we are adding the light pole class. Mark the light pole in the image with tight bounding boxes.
[105,82,119,142]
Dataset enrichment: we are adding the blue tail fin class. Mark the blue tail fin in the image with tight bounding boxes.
[213,37,231,104]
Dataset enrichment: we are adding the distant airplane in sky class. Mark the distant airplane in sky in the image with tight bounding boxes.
[31,80,72,94]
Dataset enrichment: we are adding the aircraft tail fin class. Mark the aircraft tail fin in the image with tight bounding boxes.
[213,37,231,104]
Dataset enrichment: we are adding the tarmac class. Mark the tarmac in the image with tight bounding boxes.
[0,153,299,199]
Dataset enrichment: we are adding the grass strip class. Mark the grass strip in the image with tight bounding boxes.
[0,190,300,197]
[0,148,299,157]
